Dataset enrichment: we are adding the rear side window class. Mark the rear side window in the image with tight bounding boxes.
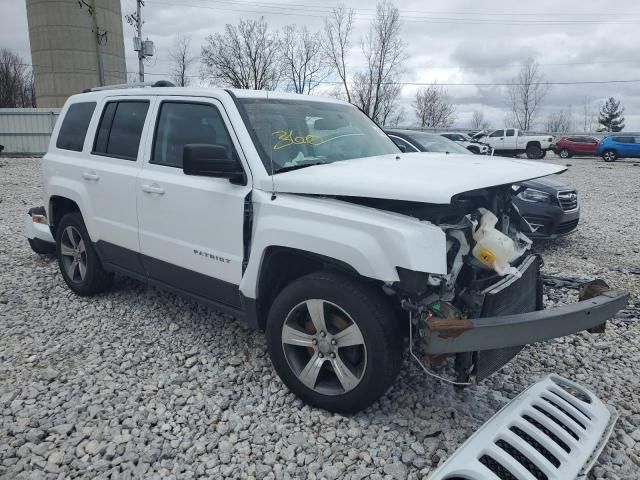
[151,102,234,168]
[56,102,96,151]
[93,100,149,160]
[506,129,515,137]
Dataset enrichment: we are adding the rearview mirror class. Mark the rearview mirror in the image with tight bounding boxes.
[183,144,245,184]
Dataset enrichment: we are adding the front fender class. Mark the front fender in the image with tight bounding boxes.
[240,190,447,299]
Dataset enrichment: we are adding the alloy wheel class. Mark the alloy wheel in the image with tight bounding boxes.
[59,226,87,283]
[281,299,367,395]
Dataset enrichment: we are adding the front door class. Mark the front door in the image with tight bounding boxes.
[488,129,505,151]
[136,97,252,309]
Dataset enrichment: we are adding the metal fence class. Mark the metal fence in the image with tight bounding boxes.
[0,108,61,156]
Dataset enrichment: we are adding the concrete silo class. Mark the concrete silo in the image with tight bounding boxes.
[26,0,127,107]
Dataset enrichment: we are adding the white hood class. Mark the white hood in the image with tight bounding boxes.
[261,153,566,204]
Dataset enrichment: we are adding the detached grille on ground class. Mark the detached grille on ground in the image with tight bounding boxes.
[427,375,619,480]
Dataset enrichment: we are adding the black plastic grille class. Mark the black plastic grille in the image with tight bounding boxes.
[532,405,579,440]
[479,455,517,480]
[510,426,561,468]
[523,415,571,453]
[495,440,548,480]
[542,397,586,429]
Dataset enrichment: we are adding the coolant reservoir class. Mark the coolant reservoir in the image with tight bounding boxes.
[471,210,519,276]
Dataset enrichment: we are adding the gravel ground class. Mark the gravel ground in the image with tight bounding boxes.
[1,156,639,480]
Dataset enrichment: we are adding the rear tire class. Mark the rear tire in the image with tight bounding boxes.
[55,212,113,296]
[525,143,544,159]
[266,271,404,413]
[602,150,617,162]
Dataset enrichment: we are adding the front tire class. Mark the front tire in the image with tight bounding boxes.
[559,149,571,159]
[602,149,617,162]
[56,212,113,296]
[266,272,404,413]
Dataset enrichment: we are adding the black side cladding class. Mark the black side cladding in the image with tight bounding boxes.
[475,254,539,380]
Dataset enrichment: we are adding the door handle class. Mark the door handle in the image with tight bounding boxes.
[82,171,99,181]
[141,183,165,195]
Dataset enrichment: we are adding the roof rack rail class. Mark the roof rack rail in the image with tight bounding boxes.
[82,80,175,93]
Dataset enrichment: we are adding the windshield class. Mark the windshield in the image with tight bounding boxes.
[408,132,472,155]
[237,98,400,173]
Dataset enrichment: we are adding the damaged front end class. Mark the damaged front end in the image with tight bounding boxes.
[386,184,629,385]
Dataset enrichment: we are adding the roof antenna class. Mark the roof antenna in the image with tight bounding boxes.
[268,89,276,201]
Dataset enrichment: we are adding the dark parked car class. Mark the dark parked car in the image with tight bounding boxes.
[553,136,599,158]
[386,129,580,239]
[596,135,640,162]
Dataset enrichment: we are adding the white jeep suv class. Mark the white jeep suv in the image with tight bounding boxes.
[28,82,627,413]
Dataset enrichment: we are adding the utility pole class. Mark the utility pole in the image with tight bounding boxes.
[136,0,144,82]
[79,0,105,86]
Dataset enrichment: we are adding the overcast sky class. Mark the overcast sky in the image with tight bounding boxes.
[3,0,640,130]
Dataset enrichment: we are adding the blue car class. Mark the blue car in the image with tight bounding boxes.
[596,135,640,162]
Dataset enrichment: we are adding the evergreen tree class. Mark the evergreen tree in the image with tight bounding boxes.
[598,97,625,132]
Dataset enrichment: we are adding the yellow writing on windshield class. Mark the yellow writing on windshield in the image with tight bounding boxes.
[272,130,320,150]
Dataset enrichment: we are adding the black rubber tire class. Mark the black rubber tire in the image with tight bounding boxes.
[266,271,404,413]
[28,238,56,255]
[55,212,113,296]
[602,149,617,162]
[525,143,544,159]
[559,149,571,159]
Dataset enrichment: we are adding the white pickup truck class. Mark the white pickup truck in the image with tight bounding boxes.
[26,82,626,416]
[478,128,554,159]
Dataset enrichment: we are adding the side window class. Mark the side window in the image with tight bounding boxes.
[93,100,149,160]
[152,102,234,168]
[490,130,504,137]
[390,136,419,153]
[56,102,96,152]
[505,129,515,137]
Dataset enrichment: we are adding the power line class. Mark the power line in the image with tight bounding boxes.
[149,0,640,25]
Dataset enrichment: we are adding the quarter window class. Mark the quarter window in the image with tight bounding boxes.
[93,100,149,160]
[152,102,234,168]
[56,102,96,152]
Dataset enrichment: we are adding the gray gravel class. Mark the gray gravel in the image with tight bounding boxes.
[1,156,639,479]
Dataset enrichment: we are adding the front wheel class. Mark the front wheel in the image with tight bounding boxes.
[266,272,404,413]
[559,149,571,159]
[56,212,113,296]
[602,150,617,162]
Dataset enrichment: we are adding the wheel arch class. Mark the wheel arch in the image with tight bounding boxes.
[48,195,81,238]
[526,140,542,150]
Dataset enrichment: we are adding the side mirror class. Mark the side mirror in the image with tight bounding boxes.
[183,144,245,184]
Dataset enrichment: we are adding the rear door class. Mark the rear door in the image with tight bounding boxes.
[136,96,252,309]
[82,96,153,273]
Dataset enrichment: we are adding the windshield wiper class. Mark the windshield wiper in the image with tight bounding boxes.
[274,162,327,174]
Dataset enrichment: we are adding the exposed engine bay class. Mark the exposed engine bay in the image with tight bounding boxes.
[340,184,544,384]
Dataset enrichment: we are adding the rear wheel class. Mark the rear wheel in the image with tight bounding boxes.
[56,212,113,296]
[602,149,617,162]
[559,149,571,159]
[525,143,544,159]
[266,272,404,413]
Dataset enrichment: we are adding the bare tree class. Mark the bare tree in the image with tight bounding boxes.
[201,17,281,90]
[0,48,35,107]
[169,35,197,87]
[469,110,491,130]
[413,85,456,128]
[580,97,598,132]
[545,108,573,133]
[352,0,405,124]
[507,59,549,131]
[322,4,354,102]
[281,26,328,94]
